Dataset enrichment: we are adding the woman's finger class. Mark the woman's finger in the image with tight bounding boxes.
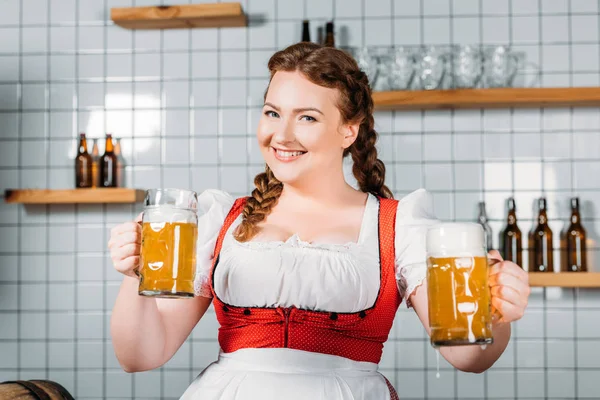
[489,271,523,291]
[492,297,525,323]
[488,249,503,263]
[490,284,524,308]
[489,261,529,283]
[111,243,141,264]
[110,232,141,249]
[115,255,141,277]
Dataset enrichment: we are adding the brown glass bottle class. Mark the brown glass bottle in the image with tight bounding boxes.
[91,139,99,188]
[324,21,335,47]
[75,133,93,188]
[562,197,587,272]
[99,133,118,188]
[501,197,522,267]
[478,201,493,251]
[301,20,311,42]
[114,137,125,188]
[529,198,553,272]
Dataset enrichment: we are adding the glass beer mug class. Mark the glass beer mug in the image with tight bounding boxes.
[138,189,199,298]
[426,223,494,347]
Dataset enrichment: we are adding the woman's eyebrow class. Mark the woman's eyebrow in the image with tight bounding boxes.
[264,102,324,116]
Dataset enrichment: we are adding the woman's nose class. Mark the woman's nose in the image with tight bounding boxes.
[272,120,295,143]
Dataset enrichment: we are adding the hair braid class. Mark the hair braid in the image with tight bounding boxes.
[233,166,283,242]
[236,42,393,242]
[343,70,393,199]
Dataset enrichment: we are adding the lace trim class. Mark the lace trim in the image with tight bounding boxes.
[232,233,360,253]
[194,271,213,298]
[397,262,427,308]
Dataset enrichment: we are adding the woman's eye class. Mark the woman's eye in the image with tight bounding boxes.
[300,115,316,122]
[265,110,279,118]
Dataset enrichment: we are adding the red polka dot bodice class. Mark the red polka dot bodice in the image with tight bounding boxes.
[209,197,401,364]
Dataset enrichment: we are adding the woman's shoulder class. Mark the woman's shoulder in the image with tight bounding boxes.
[394,188,437,226]
[197,189,236,214]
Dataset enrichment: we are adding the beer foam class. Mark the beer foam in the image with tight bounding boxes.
[143,206,197,224]
[426,223,486,257]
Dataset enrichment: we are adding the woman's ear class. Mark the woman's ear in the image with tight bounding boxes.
[341,123,360,149]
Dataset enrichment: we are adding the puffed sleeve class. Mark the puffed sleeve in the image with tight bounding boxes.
[394,189,439,307]
[194,189,235,298]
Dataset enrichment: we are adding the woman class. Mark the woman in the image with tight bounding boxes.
[108,43,530,399]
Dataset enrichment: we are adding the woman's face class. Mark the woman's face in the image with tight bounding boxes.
[257,70,358,186]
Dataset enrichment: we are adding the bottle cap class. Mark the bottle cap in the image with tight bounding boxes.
[571,197,579,209]
[507,197,516,211]
[538,197,547,210]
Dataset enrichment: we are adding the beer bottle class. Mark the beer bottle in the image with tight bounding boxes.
[478,202,493,251]
[91,138,99,188]
[75,132,93,188]
[501,197,522,267]
[99,133,118,188]
[563,197,587,272]
[301,20,311,42]
[324,21,335,47]
[114,137,125,188]
[529,198,553,272]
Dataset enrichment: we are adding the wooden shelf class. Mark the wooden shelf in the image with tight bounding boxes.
[372,87,600,110]
[528,272,600,288]
[111,2,246,30]
[4,189,146,204]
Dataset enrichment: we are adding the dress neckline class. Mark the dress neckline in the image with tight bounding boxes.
[227,193,377,249]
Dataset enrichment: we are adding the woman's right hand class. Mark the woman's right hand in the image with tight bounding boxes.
[108,212,143,278]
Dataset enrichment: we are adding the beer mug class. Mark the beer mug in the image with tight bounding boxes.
[426,223,494,347]
[138,189,199,298]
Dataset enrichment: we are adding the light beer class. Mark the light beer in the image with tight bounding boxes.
[138,189,199,298]
[139,221,198,297]
[427,256,493,346]
[426,223,493,347]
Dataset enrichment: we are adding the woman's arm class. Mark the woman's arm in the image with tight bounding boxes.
[409,251,530,373]
[409,284,511,373]
[110,276,212,373]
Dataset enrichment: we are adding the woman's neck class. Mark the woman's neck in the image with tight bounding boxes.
[278,169,363,211]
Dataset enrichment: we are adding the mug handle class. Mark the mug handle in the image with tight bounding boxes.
[488,257,504,323]
[134,211,144,278]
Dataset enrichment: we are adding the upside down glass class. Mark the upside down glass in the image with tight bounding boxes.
[426,223,494,347]
[138,189,199,298]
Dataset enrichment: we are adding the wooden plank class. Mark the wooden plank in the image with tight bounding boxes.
[372,87,600,110]
[528,272,600,288]
[4,189,146,204]
[111,3,246,30]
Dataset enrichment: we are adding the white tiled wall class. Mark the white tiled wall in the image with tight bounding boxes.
[0,0,599,399]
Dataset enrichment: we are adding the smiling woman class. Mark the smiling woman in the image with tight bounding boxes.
[109,42,529,400]
[234,42,392,244]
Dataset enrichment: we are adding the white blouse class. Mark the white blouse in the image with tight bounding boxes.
[194,189,438,312]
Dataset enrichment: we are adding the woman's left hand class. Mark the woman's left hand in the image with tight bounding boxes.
[488,250,531,324]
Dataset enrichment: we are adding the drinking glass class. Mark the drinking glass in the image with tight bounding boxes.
[138,188,199,298]
[415,46,447,90]
[452,45,483,88]
[483,45,518,88]
[426,223,494,347]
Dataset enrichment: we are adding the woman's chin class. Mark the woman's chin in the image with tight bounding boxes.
[269,166,308,187]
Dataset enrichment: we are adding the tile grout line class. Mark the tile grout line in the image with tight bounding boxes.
[45,0,52,384]
[16,0,23,383]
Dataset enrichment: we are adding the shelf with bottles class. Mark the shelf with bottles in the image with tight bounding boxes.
[3,188,145,204]
[3,132,142,205]
[479,196,597,288]
[528,272,600,288]
[110,2,246,30]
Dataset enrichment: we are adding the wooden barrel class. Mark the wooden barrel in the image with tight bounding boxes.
[0,380,74,400]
